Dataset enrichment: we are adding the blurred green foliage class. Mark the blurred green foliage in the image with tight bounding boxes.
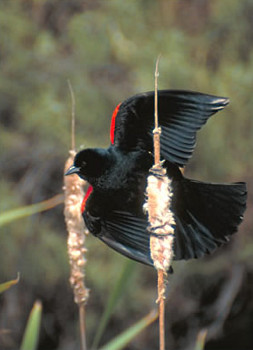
[0,1,252,349]
[0,275,19,294]
[20,301,42,350]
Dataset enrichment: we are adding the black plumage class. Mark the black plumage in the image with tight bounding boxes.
[65,90,247,267]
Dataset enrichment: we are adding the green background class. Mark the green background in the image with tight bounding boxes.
[0,1,252,349]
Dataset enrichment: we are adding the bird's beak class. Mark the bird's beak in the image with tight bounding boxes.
[65,165,81,176]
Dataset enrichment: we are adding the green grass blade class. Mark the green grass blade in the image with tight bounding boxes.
[0,194,63,227]
[92,260,135,349]
[99,309,158,350]
[20,300,42,350]
[194,329,207,350]
[0,274,20,293]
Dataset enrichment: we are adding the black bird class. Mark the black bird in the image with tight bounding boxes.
[65,90,247,267]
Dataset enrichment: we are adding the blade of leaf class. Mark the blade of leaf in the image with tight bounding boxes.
[92,260,135,350]
[20,300,42,350]
[99,309,158,350]
[194,329,207,350]
[0,273,20,293]
[0,194,64,227]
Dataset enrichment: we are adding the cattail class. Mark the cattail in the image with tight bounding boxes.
[144,56,174,350]
[144,56,176,275]
[64,150,89,306]
[143,163,175,272]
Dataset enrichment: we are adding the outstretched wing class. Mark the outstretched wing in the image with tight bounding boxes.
[172,179,247,259]
[83,204,238,267]
[83,209,153,266]
[83,179,246,265]
[110,90,229,167]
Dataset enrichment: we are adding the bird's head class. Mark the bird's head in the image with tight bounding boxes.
[65,148,109,183]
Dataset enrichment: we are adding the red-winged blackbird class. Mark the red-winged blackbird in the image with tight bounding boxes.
[65,90,247,267]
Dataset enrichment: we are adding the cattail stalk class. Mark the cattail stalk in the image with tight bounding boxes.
[64,151,89,350]
[64,81,89,350]
[143,57,175,350]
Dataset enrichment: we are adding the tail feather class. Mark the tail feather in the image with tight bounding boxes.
[173,178,247,260]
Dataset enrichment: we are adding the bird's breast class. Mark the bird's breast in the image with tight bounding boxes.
[88,151,151,216]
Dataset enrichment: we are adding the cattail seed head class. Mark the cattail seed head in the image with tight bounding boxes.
[64,150,89,306]
[143,163,175,273]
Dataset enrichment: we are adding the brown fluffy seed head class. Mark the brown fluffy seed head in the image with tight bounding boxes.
[143,163,175,272]
[64,150,89,305]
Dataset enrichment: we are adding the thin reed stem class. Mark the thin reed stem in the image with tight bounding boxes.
[67,79,76,151]
[79,304,87,350]
[154,55,166,350]
[65,82,89,350]
[154,54,161,165]
[158,270,165,350]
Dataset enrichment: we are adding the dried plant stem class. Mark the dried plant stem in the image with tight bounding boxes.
[64,152,89,350]
[67,79,76,151]
[154,55,166,350]
[158,269,165,350]
[154,54,161,164]
[143,56,175,350]
[64,83,89,350]
[79,304,87,350]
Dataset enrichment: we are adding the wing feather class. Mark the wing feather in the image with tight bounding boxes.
[112,90,229,166]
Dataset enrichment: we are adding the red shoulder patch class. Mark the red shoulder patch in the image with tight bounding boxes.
[110,103,121,144]
[81,185,93,213]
